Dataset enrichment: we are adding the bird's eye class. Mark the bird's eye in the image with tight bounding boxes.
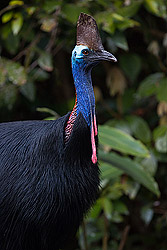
[82,49,89,55]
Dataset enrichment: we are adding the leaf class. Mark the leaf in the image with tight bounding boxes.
[20,81,36,102]
[0,84,18,110]
[116,18,139,31]
[153,125,167,140]
[119,53,142,82]
[40,18,57,32]
[137,72,164,97]
[126,115,152,143]
[96,12,139,34]
[157,101,167,117]
[141,205,154,225]
[62,4,89,23]
[9,0,24,5]
[6,61,26,85]
[2,11,13,23]
[89,199,102,219]
[159,116,167,125]
[105,119,131,135]
[117,1,142,18]
[99,150,160,196]
[100,161,123,180]
[155,133,167,153]
[42,0,61,13]
[141,154,157,176]
[113,200,129,215]
[26,7,36,15]
[38,52,53,72]
[148,40,159,56]
[153,150,167,163]
[111,211,123,223]
[4,32,19,54]
[106,67,127,96]
[11,13,23,35]
[144,0,159,14]
[125,180,140,199]
[44,117,56,121]
[157,77,167,102]
[112,32,129,51]
[31,68,50,81]
[99,125,149,157]
[107,183,124,200]
[0,63,7,85]
[102,197,113,220]
[112,13,124,21]
[144,0,167,18]
[95,12,115,34]
[0,58,27,85]
[1,23,11,39]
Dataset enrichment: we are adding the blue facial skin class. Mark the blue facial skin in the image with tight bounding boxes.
[71,45,97,127]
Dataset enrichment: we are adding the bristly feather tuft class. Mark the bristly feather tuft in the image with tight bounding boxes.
[77,13,104,51]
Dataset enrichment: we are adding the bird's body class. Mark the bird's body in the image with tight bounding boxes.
[0,114,99,250]
[0,13,116,250]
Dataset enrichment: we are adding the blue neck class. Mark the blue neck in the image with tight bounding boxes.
[72,59,95,127]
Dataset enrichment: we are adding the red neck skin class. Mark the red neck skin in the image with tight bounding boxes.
[91,116,97,164]
[64,97,77,143]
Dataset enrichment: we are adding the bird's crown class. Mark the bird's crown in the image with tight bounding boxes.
[77,13,104,52]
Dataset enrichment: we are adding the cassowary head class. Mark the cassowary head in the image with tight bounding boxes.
[72,12,117,66]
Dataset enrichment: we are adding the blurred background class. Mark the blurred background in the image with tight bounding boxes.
[0,0,167,249]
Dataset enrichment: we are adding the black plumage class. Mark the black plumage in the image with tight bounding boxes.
[0,113,99,250]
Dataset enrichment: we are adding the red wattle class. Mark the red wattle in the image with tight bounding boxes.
[91,121,97,164]
[94,114,98,136]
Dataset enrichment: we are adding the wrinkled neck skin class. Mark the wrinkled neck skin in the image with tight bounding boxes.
[71,48,98,164]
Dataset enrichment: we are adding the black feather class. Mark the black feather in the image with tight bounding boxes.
[0,113,100,250]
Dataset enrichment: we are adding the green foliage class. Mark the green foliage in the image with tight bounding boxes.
[137,73,165,98]
[0,0,167,249]
[119,53,142,82]
[99,125,149,156]
[0,57,27,85]
[38,52,53,72]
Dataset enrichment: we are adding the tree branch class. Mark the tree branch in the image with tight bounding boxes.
[82,220,89,250]
[102,214,109,250]
[118,225,130,250]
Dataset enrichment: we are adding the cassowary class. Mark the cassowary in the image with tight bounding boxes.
[0,13,116,250]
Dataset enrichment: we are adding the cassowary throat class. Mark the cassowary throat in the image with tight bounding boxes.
[65,13,117,163]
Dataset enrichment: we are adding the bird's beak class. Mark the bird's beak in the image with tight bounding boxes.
[97,50,117,62]
[89,50,117,63]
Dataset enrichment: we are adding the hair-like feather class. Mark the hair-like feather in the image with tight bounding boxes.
[77,13,104,51]
[0,113,99,250]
